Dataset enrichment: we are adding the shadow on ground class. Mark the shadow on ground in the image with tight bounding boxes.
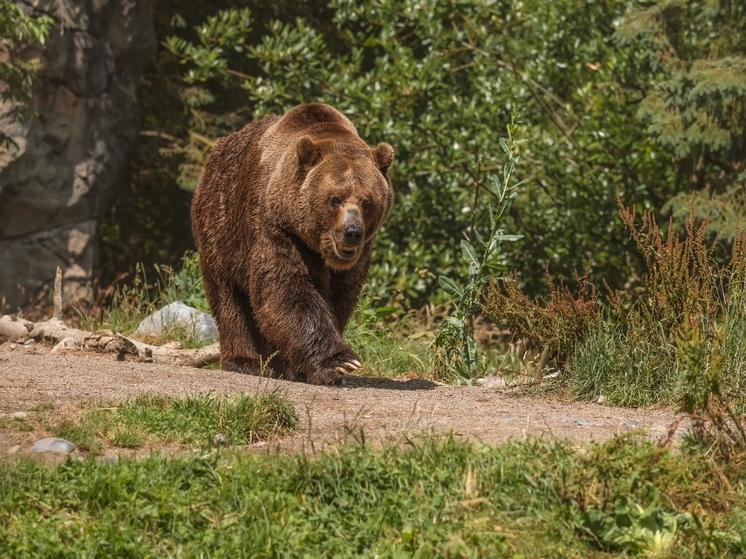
[338,376,439,390]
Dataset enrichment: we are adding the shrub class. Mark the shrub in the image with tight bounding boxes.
[485,265,598,369]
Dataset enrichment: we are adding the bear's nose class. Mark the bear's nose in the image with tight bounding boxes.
[343,225,363,246]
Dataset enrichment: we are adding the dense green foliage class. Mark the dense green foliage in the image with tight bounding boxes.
[616,0,746,241]
[161,0,675,305]
[0,2,52,149]
[1,436,744,557]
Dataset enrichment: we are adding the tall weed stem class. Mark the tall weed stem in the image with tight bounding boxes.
[434,107,526,380]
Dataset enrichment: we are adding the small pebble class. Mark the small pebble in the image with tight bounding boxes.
[213,433,227,446]
[548,415,575,422]
[622,419,641,427]
[6,445,20,455]
[23,339,35,346]
[31,438,77,455]
[99,455,119,464]
[11,411,28,419]
[575,418,603,427]
[596,394,606,404]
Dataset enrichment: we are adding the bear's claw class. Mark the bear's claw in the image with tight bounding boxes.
[335,360,361,375]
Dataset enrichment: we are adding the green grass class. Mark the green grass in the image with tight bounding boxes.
[343,302,433,379]
[0,435,744,557]
[344,321,432,379]
[49,391,298,454]
[566,321,680,407]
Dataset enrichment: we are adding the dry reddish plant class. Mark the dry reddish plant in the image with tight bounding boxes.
[610,194,723,338]
[485,263,598,368]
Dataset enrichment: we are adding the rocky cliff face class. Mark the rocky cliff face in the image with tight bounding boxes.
[0,0,156,311]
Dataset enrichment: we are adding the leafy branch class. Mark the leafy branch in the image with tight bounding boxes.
[434,107,526,379]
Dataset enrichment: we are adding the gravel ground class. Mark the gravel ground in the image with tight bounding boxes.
[0,343,687,457]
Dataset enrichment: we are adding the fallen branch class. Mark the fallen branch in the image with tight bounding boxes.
[2,315,220,368]
[0,267,220,368]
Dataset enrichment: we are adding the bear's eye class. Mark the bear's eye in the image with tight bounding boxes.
[330,197,342,207]
[362,199,372,209]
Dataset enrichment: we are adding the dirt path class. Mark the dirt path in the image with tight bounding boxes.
[0,344,686,456]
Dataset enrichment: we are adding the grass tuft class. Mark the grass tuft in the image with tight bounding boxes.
[344,295,433,379]
[50,391,298,453]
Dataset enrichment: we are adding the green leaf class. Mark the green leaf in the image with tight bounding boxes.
[373,306,398,319]
[473,229,486,249]
[495,234,524,243]
[460,240,480,273]
[438,276,463,299]
[444,316,465,329]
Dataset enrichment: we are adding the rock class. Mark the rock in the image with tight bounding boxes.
[476,375,507,389]
[0,314,33,342]
[575,418,603,427]
[135,302,218,342]
[31,437,77,455]
[10,411,28,419]
[597,394,606,404]
[6,445,21,455]
[0,0,157,311]
[213,433,227,446]
[50,337,79,353]
[23,338,35,346]
[622,419,641,427]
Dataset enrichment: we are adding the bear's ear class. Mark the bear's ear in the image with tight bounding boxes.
[373,143,395,173]
[297,136,321,168]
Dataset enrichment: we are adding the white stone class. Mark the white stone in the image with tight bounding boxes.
[51,337,79,353]
[135,301,217,342]
[31,437,77,454]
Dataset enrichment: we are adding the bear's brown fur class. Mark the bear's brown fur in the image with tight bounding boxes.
[191,103,394,384]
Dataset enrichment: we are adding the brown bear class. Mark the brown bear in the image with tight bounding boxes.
[191,103,394,384]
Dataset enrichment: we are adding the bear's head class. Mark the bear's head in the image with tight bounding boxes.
[295,136,394,271]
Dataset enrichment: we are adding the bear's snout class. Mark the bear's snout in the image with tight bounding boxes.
[332,206,365,261]
[343,224,363,246]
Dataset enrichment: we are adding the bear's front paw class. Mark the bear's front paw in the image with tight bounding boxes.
[306,353,362,385]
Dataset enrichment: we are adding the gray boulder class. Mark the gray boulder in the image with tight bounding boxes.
[32,437,77,455]
[135,302,218,342]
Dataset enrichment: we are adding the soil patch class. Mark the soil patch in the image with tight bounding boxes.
[0,344,686,457]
